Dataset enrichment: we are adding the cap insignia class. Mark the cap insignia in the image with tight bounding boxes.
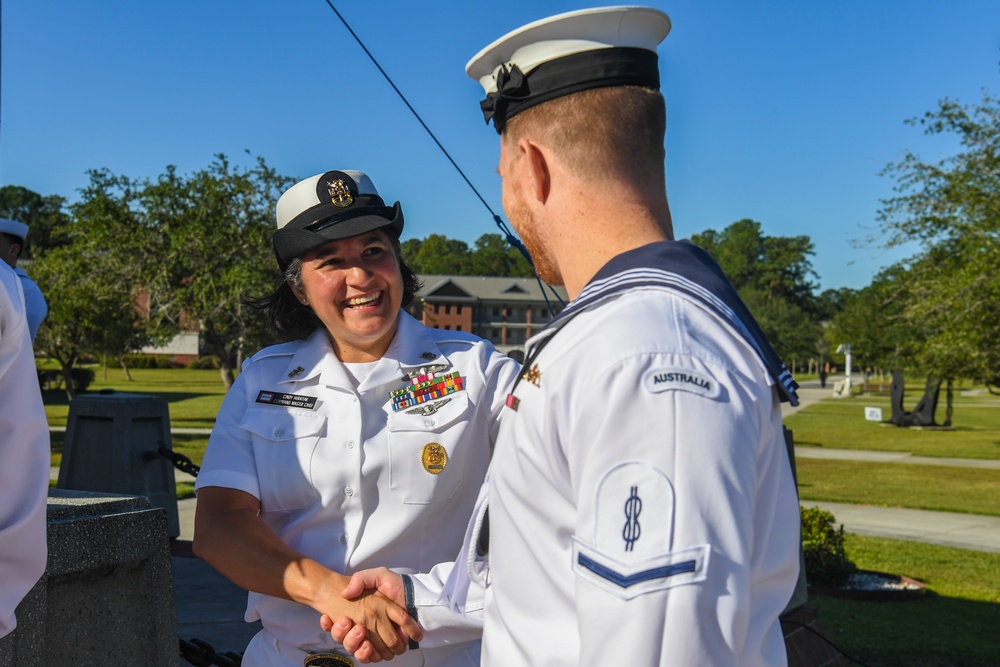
[326,179,353,208]
[421,442,448,475]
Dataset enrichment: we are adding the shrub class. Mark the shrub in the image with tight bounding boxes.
[70,368,95,393]
[186,356,220,370]
[123,354,177,369]
[36,367,94,393]
[801,506,857,587]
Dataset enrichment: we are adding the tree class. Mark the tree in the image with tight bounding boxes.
[691,219,822,366]
[68,155,294,388]
[826,266,917,377]
[468,233,534,277]
[136,155,294,387]
[877,90,1000,390]
[32,245,150,400]
[404,234,472,274]
[0,185,72,257]
[402,233,534,278]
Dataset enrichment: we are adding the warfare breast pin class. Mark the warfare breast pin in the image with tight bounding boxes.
[326,179,353,208]
[421,442,448,475]
[522,364,542,387]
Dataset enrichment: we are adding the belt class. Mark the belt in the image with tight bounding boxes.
[304,654,354,667]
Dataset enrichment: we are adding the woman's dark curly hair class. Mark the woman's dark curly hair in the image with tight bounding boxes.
[245,235,422,341]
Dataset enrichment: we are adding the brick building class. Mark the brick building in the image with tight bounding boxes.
[410,275,568,356]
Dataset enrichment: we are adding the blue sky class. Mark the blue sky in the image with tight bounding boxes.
[2,1,998,290]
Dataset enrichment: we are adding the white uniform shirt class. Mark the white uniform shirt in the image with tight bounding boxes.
[409,242,800,666]
[0,264,49,638]
[13,267,47,343]
[196,311,519,665]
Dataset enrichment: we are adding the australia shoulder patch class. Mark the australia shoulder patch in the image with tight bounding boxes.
[642,367,720,399]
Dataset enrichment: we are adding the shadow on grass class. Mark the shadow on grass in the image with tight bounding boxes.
[42,389,213,407]
[813,591,1000,666]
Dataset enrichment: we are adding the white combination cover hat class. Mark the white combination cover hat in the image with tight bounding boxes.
[271,169,403,270]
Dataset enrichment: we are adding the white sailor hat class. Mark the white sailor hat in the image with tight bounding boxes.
[466,5,671,133]
[0,218,29,241]
[272,169,403,270]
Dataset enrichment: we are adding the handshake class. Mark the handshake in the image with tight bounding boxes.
[321,568,418,664]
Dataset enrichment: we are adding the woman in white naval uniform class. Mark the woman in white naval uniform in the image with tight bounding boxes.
[193,169,519,667]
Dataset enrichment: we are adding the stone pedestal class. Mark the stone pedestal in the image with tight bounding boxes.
[0,490,179,666]
[57,392,180,537]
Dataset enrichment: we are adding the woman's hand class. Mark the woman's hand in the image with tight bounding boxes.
[319,586,418,662]
[194,487,420,661]
[319,568,412,663]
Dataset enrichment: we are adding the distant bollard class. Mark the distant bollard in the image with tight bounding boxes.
[57,392,180,538]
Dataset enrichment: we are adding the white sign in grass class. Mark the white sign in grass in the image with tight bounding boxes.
[864,406,883,422]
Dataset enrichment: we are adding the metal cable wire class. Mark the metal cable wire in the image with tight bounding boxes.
[320,1,565,309]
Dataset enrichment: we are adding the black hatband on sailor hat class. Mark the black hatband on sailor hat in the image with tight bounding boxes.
[466,6,671,133]
[272,170,403,270]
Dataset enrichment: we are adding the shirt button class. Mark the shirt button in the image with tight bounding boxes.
[424,418,435,427]
[340,533,348,544]
[344,486,354,497]
[346,440,355,449]
[274,428,285,437]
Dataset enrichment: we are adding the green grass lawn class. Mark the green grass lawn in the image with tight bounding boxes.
[811,534,1000,667]
[42,365,228,429]
[785,394,1000,460]
[796,459,1000,516]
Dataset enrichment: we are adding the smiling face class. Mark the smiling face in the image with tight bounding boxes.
[293,229,404,362]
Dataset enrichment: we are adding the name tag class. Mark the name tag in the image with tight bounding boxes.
[256,390,318,410]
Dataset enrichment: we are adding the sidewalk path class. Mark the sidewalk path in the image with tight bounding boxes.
[802,500,1000,554]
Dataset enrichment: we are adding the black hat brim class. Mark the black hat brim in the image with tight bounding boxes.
[272,202,403,270]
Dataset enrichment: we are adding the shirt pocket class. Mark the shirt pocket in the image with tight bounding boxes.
[385,392,471,505]
[241,407,325,512]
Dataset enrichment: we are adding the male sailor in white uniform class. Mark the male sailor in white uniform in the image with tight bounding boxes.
[329,7,802,666]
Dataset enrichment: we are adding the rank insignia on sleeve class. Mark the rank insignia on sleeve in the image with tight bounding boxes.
[421,442,448,474]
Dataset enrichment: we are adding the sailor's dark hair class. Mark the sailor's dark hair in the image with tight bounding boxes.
[245,234,421,341]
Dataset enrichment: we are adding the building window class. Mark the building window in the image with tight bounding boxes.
[456,325,462,331]
[493,307,501,317]
[444,325,451,330]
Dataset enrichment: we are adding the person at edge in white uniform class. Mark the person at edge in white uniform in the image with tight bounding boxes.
[0,260,50,638]
[0,218,48,342]
[326,7,802,666]
[192,169,520,667]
